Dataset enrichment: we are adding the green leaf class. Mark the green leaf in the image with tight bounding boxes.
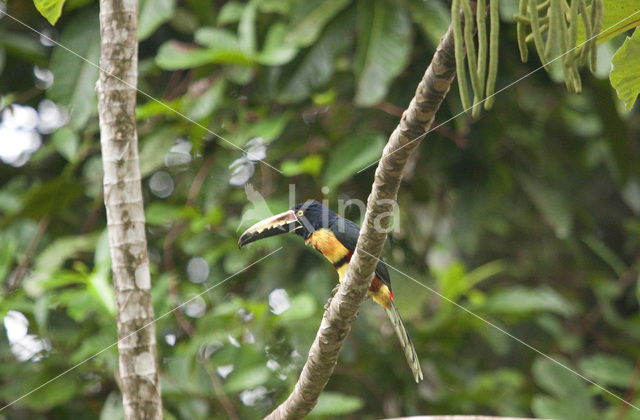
[139,127,180,177]
[578,354,635,388]
[257,22,298,66]
[519,174,572,239]
[34,0,66,25]
[138,0,176,41]
[87,231,115,316]
[582,233,627,276]
[405,0,450,45]
[610,29,640,110]
[217,1,244,25]
[22,376,78,409]
[285,0,351,47]
[185,77,226,120]
[20,177,84,220]
[145,202,184,225]
[26,233,99,294]
[309,392,364,416]
[597,0,640,44]
[483,286,576,317]
[531,357,593,420]
[47,8,100,129]
[51,126,79,162]
[279,293,317,321]
[322,133,385,189]
[223,365,270,392]
[194,27,241,50]
[354,0,411,106]
[155,41,252,70]
[238,1,257,54]
[100,392,124,420]
[0,33,47,65]
[576,1,640,46]
[281,155,323,177]
[278,8,354,102]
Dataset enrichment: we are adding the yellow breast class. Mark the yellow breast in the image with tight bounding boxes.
[305,228,350,266]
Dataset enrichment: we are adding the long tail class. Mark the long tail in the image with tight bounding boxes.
[385,301,423,383]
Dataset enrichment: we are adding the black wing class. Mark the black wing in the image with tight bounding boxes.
[329,217,392,288]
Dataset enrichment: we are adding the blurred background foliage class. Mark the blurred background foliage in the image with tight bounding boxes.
[0,0,639,418]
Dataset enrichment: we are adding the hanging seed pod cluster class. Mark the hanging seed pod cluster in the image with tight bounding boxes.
[451,0,500,118]
[516,0,604,93]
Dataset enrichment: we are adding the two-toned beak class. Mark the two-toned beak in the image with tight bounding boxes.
[238,210,301,248]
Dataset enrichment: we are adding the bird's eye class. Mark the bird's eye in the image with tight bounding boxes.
[297,210,304,216]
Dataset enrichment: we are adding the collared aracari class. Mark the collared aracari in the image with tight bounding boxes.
[238,200,423,382]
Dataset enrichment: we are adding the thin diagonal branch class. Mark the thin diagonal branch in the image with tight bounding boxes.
[265,24,458,420]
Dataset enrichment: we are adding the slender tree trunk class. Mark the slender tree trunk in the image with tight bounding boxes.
[97,0,162,418]
[265,24,458,420]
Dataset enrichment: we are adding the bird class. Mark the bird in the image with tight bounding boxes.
[238,200,423,382]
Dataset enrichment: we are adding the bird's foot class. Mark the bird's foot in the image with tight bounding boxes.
[324,284,341,311]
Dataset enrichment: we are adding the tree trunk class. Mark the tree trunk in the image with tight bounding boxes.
[97,0,162,418]
[265,24,457,420]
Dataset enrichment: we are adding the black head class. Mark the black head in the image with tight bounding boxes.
[238,200,337,247]
[292,200,338,239]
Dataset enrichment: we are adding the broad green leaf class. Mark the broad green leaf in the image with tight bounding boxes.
[185,77,226,120]
[281,155,323,177]
[354,0,411,106]
[405,0,450,45]
[25,232,99,295]
[238,1,256,54]
[155,41,252,70]
[279,10,354,103]
[51,126,79,162]
[136,98,180,120]
[257,22,298,66]
[20,177,84,220]
[578,354,635,388]
[139,127,179,177]
[519,174,572,239]
[34,0,66,25]
[217,1,244,25]
[138,0,176,41]
[48,8,100,129]
[223,365,270,392]
[87,231,115,316]
[532,395,585,420]
[309,392,364,416]
[582,233,627,276]
[610,29,640,110]
[278,293,316,321]
[22,376,78,409]
[285,0,350,47]
[322,133,385,189]
[597,0,640,43]
[194,27,241,50]
[100,392,124,420]
[483,286,576,317]
[0,33,47,65]
[577,1,640,45]
[435,261,467,301]
[145,202,184,225]
[531,357,592,420]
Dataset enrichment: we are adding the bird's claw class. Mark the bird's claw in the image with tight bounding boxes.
[324,284,341,310]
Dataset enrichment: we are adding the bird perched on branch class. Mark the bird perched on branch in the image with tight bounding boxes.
[238,200,423,382]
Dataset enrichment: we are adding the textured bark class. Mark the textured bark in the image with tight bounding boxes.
[265,25,457,420]
[97,0,162,418]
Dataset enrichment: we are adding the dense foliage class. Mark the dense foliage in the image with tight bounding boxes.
[0,0,639,418]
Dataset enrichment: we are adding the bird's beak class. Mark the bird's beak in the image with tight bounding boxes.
[238,210,301,248]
